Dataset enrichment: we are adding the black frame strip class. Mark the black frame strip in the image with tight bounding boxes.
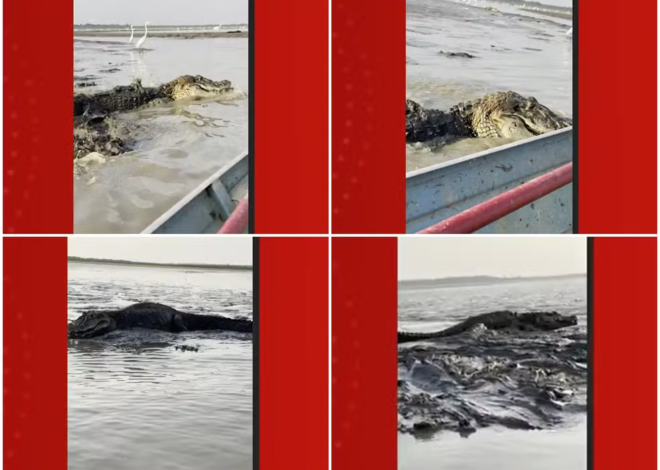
[587,237,593,470]
[572,0,578,232]
[252,237,260,470]
[248,0,255,234]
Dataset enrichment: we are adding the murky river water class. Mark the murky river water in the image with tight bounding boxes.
[398,276,587,470]
[73,36,248,233]
[68,262,253,470]
[407,0,572,171]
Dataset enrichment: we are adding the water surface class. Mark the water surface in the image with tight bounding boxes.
[68,262,252,470]
[398,276,586,470]
[407,0,572,171]
[73,37,248,233]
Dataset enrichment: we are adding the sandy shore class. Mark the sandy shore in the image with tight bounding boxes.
[519,7,572,21]
[73,30,248,39]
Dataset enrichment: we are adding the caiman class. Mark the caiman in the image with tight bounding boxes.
[398,310,577,343]
[406,91,572,143]
[68,302,252,339]
[74,75,234,116]
[73,75,233,159]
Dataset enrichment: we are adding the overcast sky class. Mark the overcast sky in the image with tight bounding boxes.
[537,0,572,7]
[74,0,247,25]
[399,237,586,280]
[69,237,252,265]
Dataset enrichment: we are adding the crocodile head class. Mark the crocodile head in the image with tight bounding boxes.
[68,311,117,339]
[458,91,572,139]
[164,75,233,101]
[517,311,578,331]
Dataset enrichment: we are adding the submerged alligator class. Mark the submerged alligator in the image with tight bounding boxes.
[398,310,577,343]
[68,302,252,339]
[406,91,572,144]
[73,75,234,160]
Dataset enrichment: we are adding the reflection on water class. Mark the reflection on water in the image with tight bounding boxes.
[406,0,572,171]
[399,419,586,470]
[73,37,248,233]
[68,262,252,470]
[398,277,586,470]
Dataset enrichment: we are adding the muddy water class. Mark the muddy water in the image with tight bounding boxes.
[73,37,248,233]
[406,0,572,172]
[68,262,253,470]
[398,276,587,470]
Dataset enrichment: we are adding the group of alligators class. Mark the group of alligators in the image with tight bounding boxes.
[68,302,576,340]
[74,73,572,160]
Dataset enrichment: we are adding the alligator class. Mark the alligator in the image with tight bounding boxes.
[398,310,577,343]
[406,91,572,143]
[68,302,252,339]
[73,75,233,159]
[74,75,234,117]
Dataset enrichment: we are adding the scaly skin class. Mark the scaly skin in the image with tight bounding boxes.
[68,302,252,339]
[72,75,233,159]
[73,75,233,116]
[406,91,572,143]
[398,310,577,344]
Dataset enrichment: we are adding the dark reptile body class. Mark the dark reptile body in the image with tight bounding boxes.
[406,99,473,143]
[69,302,252,337]
[398,310,577,343]
[74,82,163,116]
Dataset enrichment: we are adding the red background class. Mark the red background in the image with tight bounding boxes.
[330,0,657,234]
[578,4,657,233]
[331,0,406,234]
[4,0,331,235]
[330,237,657,470]
[332,237,398,469]
[4,238,68,469]
[3,237,331,470]
[254,2,329,234]
[592,237,657,468]
[260,238,329,469]
[4,2,73,233]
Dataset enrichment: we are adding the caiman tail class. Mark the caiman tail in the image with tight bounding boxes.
[182,313,252,333]
[398,311,577,344]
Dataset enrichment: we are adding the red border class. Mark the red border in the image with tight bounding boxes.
[4,238,68,469]
[260,238,329,469]
[3,2,73,234]
[331,0,406,234]
[254,2,329,234]
[593,237,657,469]
[577,5,657,233]
[332,237,397,468]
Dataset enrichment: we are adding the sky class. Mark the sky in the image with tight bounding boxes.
[69,237,252,265]
[399,237,586,280]
[74,0,247,25]
[535,0,572,7]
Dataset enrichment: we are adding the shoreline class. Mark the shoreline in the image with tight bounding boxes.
[519,7,572,21]
[74,30,248,39]
[68,257,252,271]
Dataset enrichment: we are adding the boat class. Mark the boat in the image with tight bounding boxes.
[406,127,573,234]
[141,151,249,234]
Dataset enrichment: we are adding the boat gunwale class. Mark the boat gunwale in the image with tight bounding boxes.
[141,150,248,234]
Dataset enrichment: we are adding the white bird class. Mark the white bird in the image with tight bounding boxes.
[128,24,134,43]
[566,27,573,36]
[135,21,150,49]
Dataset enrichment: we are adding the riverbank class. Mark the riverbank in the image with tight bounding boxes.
[74,30,248,39]
[68,256,252,271]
